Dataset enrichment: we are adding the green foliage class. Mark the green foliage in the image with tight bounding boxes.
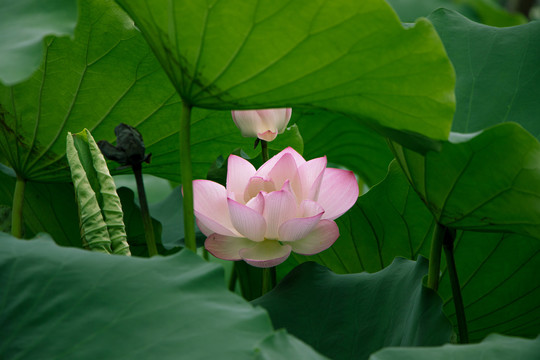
[370,334,540,360]
[267,124,304,156]
[282,162,434,275]
[0,205,11,233]
[456,0,528,27]
[0,0,259,184]
[0,171,81,246]
[0,233,326,359]
[116,0,456,151]
[429,9,540,135]
[0,0,538,358]
[387,0,527,26]
[0,0,181,182]
[255,257,452,360]
[386,0,474,22]
[439,231,540,341]
[391,123,540,239]
[117,187,167,256]
[0,0,78,85]
[296,109,394,186]
[147,186,206,250]
[254,330,330,360]
[282,164,540,341]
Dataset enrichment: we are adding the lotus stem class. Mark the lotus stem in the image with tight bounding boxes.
[133,163,157,257]
[261,140,269,163]
[427,222,444,291]
[228,262,238,292]
[11,175,26,238]
[261,267,276,295]
[181,101,196,252]
[443,228,469,343]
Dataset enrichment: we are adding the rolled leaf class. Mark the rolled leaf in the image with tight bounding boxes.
[66,129,130,255]
[84,129,130,255]
[66,132,112,253]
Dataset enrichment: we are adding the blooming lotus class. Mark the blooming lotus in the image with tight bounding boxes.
[192,147,359,268]
[232,108,292,142]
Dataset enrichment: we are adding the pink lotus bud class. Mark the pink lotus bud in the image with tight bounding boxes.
[231,108,292,142]
[190,147,359,268]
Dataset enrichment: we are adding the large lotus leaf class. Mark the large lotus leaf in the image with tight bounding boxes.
[0,0,78,85]
[388,0,526,27]
[254,257,452,360]
[254,330,329,360]
[429,9,540,135]
[386,0,474,22]
[0,233,326,359]
[0,0,258,183]
[439,230,540,341]
[0,170,80,246]
[370,334,540,360]
[386,11,540,238]
[295,109,394,186]
[115,0,456,151]
[0,0,181,182]
[457,0,527,27]
[390,123,540,239]
[281,162,540,341]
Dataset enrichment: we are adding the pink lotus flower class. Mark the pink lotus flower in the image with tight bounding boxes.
[192,147,359,268]
[232,108,292,142]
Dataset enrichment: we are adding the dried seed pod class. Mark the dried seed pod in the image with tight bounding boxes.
[98,123,151,167]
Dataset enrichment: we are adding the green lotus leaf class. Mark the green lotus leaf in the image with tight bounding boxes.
[429,9,540,135]
[0,233,326,359]
[282,162,540,341]
[0,0,78,85]
[254,257,452,360]
[116,0,455,151]
[370,334,540,360]
[390,123,540,239]
[0,170,80,245]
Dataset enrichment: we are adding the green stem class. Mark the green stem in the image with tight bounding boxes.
[427,222,444,291]
[133,163,157,257]
[443,229,469,344]
[228,262,238,292]
[181,101,196,252]
[261,267,276,295]
[11,176,26,238]
[203,247,209,261]
[261,140,269,163]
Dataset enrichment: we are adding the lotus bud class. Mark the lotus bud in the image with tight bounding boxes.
[232,108,292,142]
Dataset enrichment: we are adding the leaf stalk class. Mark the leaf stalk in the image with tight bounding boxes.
[261,140,269,163]
[261,267,276,295]
[133,163,157,256]
[443,228,469,343]
[11,175,26,238]
[228,262,238,292]
[181,101,196,252]
[427,221,445,291]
